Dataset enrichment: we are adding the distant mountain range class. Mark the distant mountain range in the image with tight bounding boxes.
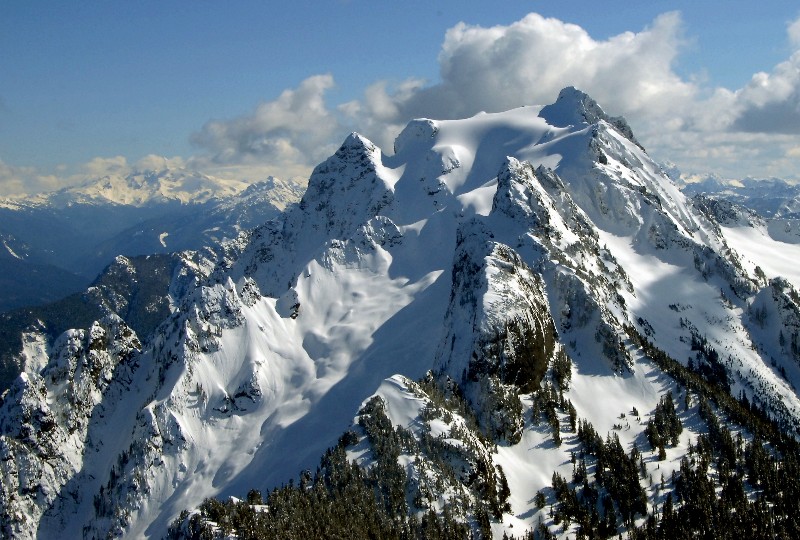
[0,170,304,313]
[680,174,800,219]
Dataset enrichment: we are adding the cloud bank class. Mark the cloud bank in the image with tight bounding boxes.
[189,74,339,179]
[0,161,61,197]
[396,12,694,124]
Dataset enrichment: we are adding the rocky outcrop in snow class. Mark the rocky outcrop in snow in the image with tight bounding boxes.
[0,316,141,539]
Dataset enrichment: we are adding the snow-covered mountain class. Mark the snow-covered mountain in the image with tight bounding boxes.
[7,167,250,208]
[2,88,800,539]
[0,172,304,312]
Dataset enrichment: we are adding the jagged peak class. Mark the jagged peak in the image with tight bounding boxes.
[303,133,383,197]
[292,131,396,245]
[454,216,494,248]
[495,157,569,201]
[493,157,535,207]
[335,132,380,159]
[495,158,563,189]
[496,155,529,180]
[692,193,763,228]
[534,164,566,190]
[304,132,390,198]
[539,86,641,148]
[492,157,560,230]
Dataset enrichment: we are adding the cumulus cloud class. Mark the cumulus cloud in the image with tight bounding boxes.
[80,154,188,177]
[82,155,130,176]
[134,154,186,172]
[187,13,705,177]
[334,12,751,176]
[341,11,800,179]
[709,16,800,138]
[338,78,426,151]
[344,13,698,140]
[731,51,800,134]
[190,74,340,179]
[789,17,800,48]
[0,160,62,197]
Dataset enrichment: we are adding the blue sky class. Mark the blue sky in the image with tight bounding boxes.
[2,1,800,194]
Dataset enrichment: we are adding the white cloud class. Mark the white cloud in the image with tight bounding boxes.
[695,16,800,139]
[344,13,697,137]
[336,12,737,175]
[187,12,708,179]
[439,12,694,119]
[338,78,426,151]
[730,51,800,134]
[190,74,340,180]
[0,154,195,198]
[80,154,188,177]
[645,129,800,179]
[82,155,130,176]
[134,154,185,172]
[0,160,28,196]
[0,160,62,197]
[789,17,800,48]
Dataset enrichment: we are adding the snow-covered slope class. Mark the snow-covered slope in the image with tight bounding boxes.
[681,177,800,282]
[1,88,798,539]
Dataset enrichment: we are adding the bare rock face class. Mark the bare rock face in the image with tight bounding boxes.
[437,219,555,392]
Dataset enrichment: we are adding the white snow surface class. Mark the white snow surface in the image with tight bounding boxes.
[721,223,800,288]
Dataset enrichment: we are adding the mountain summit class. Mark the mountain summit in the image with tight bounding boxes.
[540,86,642,147]
[2,88,800,539]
